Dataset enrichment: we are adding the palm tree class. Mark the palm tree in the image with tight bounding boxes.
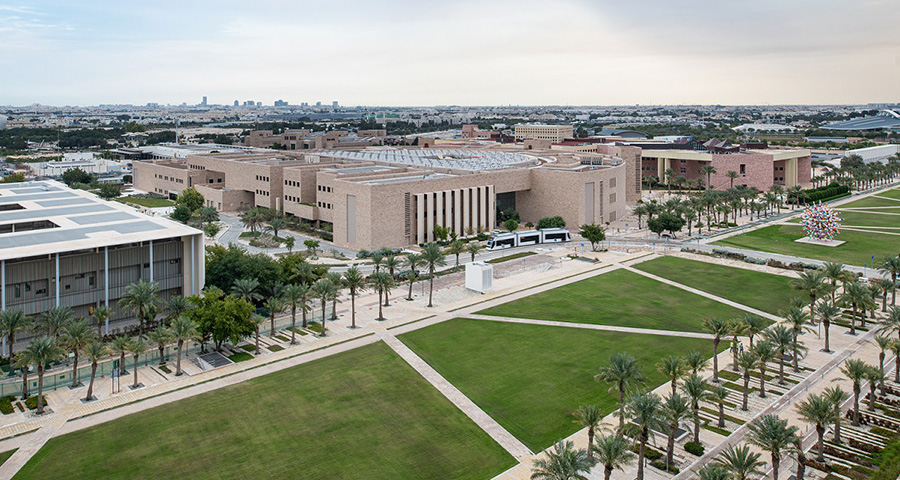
[403,253,422,301]
[0,309,31,360]
[685,350,708,374]
[661,392,690,465]
[240,207,263,235]
[728,318,750,372]
[700,165,717,190]
[370,271,394,321]
[466,242,483,262]
[681,373,708,444]
[110,335,131,377]
[726,170,739,188]
[164,296,190,326]
[796,392,835,462]
[445,240,466,271]
[702,317,729,382]
[717,444,765,480]
[420,242,446,307]
[268,215,286,239]
[839,281,868,335]
[530,440,594,480]
[24,336,64,414]
[752,340,777,398]
[89,304,111,337]
[230,277,262,304]
[707,384,731,428]
[623,392,663,480]
[310,278,336,336]
[879,255,900,306]
[874,278,895,312]
[593,434,634,480]
[747,414,799,480]
[36,306,74,340]
[697,463,731,480]
[743,314,768,346]
[840,358,869,426]
[572,405,602,460]
[881,306,900,344]
[657,355,687,396]
[822,262,847,302]
[764,324,793,385]
[147,326,174,366]
[61,319,95,388]
[170,316,199,376]
[82,341,107,402]
[293,261,318,286]
[282,284,306,343]
[890,340,900,384]
[791,270,827,314]
[816,299,840,353]
[251,313,265,354]
[595,352,646,432]
[120,280,161,335]
[370,251,384,273]
[127,337,149,388]
[865,368,885,411]
[13,351,30,400]
[736,351,758,411]
[874,335,892,375]
[381,256,399,303]
[265,295,285,337]
[342,267,366,329]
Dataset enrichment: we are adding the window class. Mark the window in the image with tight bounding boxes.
[680,168,686,173]
[739,164,746,175]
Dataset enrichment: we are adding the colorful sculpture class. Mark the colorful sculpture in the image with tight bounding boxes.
[800,202,842,241]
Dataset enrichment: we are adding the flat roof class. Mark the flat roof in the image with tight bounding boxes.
[0,180,201,261]
[321,149,540,171]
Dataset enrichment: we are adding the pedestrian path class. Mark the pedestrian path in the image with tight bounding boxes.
[465,314,716,339]
[377,331,533,459]
[621,265,782,322]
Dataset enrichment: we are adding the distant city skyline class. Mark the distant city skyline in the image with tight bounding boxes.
[1,0,898,107]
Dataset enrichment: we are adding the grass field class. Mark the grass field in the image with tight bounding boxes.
[115,196,174,208]
[399,318,714,451]
[633,256,796,315]
[14,342,514,480]
[487,251,537,264]
[477,269,747,332]
[0,449,15,467]
[713,223,898,267]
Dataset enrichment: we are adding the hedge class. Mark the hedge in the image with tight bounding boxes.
[0,396,14,415]
[684,441,705,456]
[788,183,850,204]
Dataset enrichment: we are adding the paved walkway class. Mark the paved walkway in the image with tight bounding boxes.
[378,331,532,459]
[465,314,716,339]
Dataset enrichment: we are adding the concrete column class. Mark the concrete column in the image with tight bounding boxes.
[657,158,664,178]
[453,189,462,235]
[462,188,471,235]
[55,253,60,307]
[481,187,489,231]
[190,236,195,295]
[426,193,434,242]
[104,246,110,334]
[416,194,425,244]
[785,158,798,186]
[1,259,5,311]
[444,190,453,234]
[149,240,154,282]
[488,185,496,231]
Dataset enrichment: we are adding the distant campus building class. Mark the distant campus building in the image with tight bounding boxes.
[0,181,204,332]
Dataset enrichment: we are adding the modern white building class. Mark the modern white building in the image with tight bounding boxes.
[844,144,900,164]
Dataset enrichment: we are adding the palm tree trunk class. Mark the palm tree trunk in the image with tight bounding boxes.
[290,305,297,344]
[772,454,780,480]
[604,465,613,480]
[427,268,435,307]
[331,298,337,320]
[350,293,357,328]
[852,388,860,426]
[158,346,165,365]
[759,366,767,398]
[637,437,646,480]
[895,354,899,383]
[779,356,785,385]
[86,362,97,401]
[693,406,700,443]
[824,322,831,352]
[667,424,676,465]
[176,340,184,376]
[868,384,876,411]
[6,333,13,360]
[120,352,126,375]
[850,305,857,335]
[320,299,327,336]
[618,389,625,432]
[133,354,139,388]
[254,327,260,354]
[36,367,45,414]
[732,337,739,372]
[742,374,749,411]
[718,402,725,428]
[71,350,80,388]
[21,369,28,400]
[407,278,414,300]
[713,338,720,382]
[378,290,384,320]
[302,306,308,328]
[816,426,825,462]
[270,314,275,337]
[587,428,594,460]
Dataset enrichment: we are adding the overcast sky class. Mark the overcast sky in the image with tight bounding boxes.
[1,0,898,107]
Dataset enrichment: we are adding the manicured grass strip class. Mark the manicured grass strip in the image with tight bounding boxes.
[0,449,16,467]
[227,352,253,363]
[832,210,900,228]
[477,269,747,332]
[713,224,899,267]
[399,318,716,451]
[15,342,514,480]
[114,197,174,208]
[486,251,537,264]
[633,256,795,316]
[267,345,284,352]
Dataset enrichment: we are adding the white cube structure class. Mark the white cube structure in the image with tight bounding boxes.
[465,261,493,293]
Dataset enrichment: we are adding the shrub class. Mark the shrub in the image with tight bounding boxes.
[684,442,705,456]
[650,460,680,474]
[0,396,14,415]
[268,345,284,352]
[536,216,566,229]
[870,426,897,438]
[24,395,48,410]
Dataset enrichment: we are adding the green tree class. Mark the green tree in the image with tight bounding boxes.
[310,278,336,336]
[230,277,263,304]
[170,316,199,376]
[791,270,828,316]
[661,392,690,466]
[127,337,150,388]
[530,440,594,480]
[717,444,765,480]
[823,385,850,444]
[839,281,869,335]
[110,336,131,377]
[751,340,777,398]
[282,284,307,343]
[370,272,394,321]
[174,187,204,213]
[725,170,739,188]
[536,216,566,229]
[648,212,685,237]
[97,183,121,200]
[697,463,730,480]
[878,255,900,306]
[681,373,709,443]
[82,341,107,401]
[763,324,793,385]
[746,414,799,480]
[187,289,255,351]
[36,306,74,340]
[622,392,664,480]
[61,319,95,388]
[503,219,519,232]
[90,304,112,338]
[421,243,446,308]
[61,167,93,186]
[342,267,366,329]
[578,223,606,251]
[736,351,759,411]
[268,216,286,239]
[403,253,422,301]
[816,299,840,353]
[466,242,483,263]
[593,434,634,480]
[706,384,731,429]
[796,392,835,462]
[702,317,729,382]
[840,358,869,426]
[170,204,192,223]
[147,326,174,366]
[445,240,466,271]
[0,309,31,360]
[283,236,295,253]
[265,294,285,337]
[25,336,64,414]
[595,352,646,432]
[119,280,161,335]
[572,405,603,460]
[657,355,687,396]
[304,239,320,258]
[700,165,717,190]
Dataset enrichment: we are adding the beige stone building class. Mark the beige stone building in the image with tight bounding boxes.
[135,145,633,251]
[514,124,575,143]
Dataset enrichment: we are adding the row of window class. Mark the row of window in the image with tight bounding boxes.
[189,164,207,171]
[317,201,332,209]
[207,178,223,183]
[286,195,302,203]
[285,179,300,187]
[255,175,270,182]
[317,185,333,193]
[255,189,270,196]
[774,166,785,171]
[154,173,184,184]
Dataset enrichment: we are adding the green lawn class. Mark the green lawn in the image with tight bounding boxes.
[477,269,748,332]
[877,187,900,200]
[487,251,537,264]
[0,449,16,467]
[399,318,715,451]
[14,342,514,480]
[115,196,174,208]
[837,196,900,209]
[833,210,900,228]
[633,256,796,315]
[713,223,899,267]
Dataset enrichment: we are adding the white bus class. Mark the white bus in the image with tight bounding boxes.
[486,228,571,250]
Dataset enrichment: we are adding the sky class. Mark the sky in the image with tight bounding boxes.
[1,0,898,107]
